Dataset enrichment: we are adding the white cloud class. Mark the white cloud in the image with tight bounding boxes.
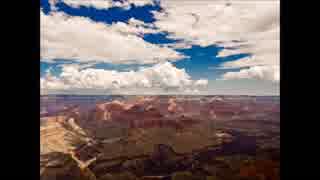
[156,1,279,44]
[108,18,159,36]
[154,0,279,82]
[41,62,208,94]
[41,10,185,64]
[49,0,156,10]
[57,0,114,9]
[195,79,208,87]
[221,65,279,82]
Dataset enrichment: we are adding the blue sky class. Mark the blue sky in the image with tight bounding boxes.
[40,0,279,95]
[52,0,162,23]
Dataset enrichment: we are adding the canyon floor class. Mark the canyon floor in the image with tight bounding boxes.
[40,95,280,180]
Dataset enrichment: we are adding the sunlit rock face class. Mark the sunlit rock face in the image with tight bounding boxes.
[40,152,95,180]
[40,115,89,155]
[81,95,279,131]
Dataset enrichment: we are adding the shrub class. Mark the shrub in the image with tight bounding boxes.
[172,171,194,180]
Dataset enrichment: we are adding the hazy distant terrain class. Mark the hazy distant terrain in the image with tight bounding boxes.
[40,95,279,180]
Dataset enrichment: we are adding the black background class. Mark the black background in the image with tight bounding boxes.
[280,0,319,179]
[2,0,39,179]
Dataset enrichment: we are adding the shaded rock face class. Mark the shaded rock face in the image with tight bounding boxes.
[151,144,177,164]
[74,143,102,162]
[88,144,198,178]
[40,152,94,180]
[143,144,194,176]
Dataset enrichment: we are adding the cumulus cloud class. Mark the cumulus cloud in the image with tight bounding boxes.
[41,10,184,64]
[156,1,279,45]
[49,0,156,10]
[41,62,208,94]
[109,18,159,36]
[154,0,279,82]
[194,79,208,87]
[221,65,279,82]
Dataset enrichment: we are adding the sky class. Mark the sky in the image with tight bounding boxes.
[40,0,280,95]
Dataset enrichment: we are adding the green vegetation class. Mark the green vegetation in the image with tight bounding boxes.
[172,171,206,180]
[172,171,194,180]
[100,172,138,180]
[99,173,113,180]
[206,176,218,180]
